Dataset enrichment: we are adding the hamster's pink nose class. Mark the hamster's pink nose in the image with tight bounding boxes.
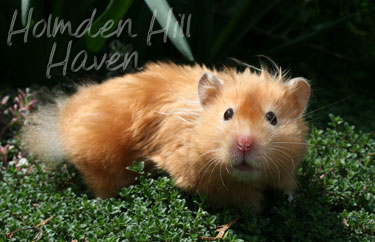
[237,135,254,153]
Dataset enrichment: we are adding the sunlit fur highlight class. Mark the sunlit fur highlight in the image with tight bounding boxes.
[22,62,310,213]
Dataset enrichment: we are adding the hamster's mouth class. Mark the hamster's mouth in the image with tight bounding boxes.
[230,160,261,181]
[233,162,256,172]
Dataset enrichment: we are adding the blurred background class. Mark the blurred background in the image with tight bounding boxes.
[0,0,374,130]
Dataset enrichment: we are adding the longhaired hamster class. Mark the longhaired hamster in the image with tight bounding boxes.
[22,62,310,213]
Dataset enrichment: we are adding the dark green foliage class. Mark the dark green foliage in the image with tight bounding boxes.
[1,1,374,82]
[1,0,374,130]
[1,115,374,241]
[0,162,216,241]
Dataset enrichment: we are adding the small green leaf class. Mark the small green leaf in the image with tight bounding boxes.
[144,0,194,62]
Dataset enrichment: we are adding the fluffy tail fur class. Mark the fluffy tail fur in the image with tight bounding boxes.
[21,98,67,162]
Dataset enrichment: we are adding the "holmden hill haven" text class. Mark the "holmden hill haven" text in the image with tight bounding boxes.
[7,8,191,78]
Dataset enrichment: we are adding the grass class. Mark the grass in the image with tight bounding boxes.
[1,89,374,241]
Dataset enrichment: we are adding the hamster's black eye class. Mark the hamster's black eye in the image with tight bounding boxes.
[224,108,234,121]
[266,111,277,125]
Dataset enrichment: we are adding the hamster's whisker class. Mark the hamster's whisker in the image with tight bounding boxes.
[277,157,294,179]
[268,154,293,183]
[269,144,299,153]
[284,97,349,125]
[270,157,289,182]
[197,156,218,177]
[195,150,216,162]
[219,163,229,191]
[228,163,233,175]
[271,146,298,170]
[270,141,309,146]
[261,154,268,186]
[196,162,213,184]
[197,159,214,188]
[206,160,221,192]
[270,155,294,181]
[269,147,293,165]
[268,146,296,171]
[197,157,218,188]
[196,153,218,177]
[263,151,280,182]
[302,96,352,119]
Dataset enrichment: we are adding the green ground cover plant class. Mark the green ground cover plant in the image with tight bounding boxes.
[1,89,374,241]
[1,0,374,240]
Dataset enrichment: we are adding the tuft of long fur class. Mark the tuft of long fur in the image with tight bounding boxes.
[21,98,67,163]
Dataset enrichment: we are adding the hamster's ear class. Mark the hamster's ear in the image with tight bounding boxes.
[198,72,224,107]
[287,77,311,112]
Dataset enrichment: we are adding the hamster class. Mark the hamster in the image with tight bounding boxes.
[22,62,310,213]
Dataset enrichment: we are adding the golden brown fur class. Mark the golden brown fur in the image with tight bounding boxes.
[22,62,310,213]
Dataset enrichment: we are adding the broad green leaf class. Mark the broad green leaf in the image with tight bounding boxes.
[85,0,133,53]
[209,0,280,61]
[19,0,45,29]
[144,0,194,62]
[21,0,31,26]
